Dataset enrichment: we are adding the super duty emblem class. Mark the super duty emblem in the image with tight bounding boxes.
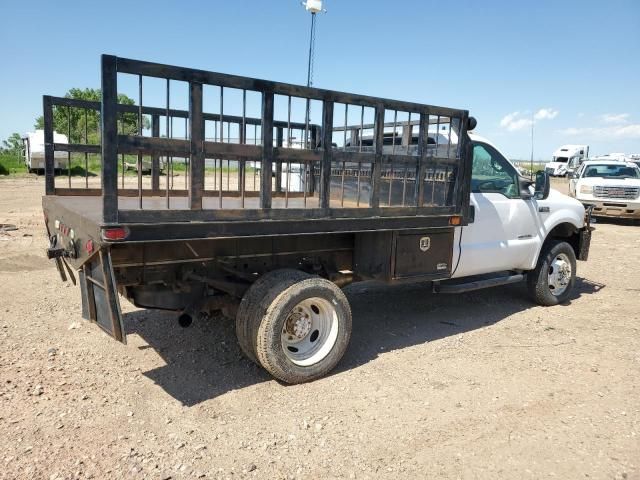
[419,236,431,252]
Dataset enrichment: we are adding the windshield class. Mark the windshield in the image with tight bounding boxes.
[582,164,640,179]
[553,157,568,163]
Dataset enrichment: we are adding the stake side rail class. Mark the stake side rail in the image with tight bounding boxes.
[43,54,474,232]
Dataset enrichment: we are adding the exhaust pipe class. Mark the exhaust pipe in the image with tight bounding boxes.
[177,312,193,328]
[330,272,354,288]
[177,293,240,327]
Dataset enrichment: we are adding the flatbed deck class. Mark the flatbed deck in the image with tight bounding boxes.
[44,192,459,245]
[50,194,333,223]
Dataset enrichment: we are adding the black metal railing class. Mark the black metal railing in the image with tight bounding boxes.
[44,55,472,225]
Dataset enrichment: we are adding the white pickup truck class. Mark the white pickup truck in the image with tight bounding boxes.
[568,159,640,219]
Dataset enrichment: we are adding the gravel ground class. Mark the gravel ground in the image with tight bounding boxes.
[0,175,638,480]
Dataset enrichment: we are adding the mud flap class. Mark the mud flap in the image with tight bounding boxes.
[578,206,594,262]
[578,227,593,261]
[78,249,126,343]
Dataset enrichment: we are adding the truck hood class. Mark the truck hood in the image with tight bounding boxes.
[548,187,582,206]
[578,177,640,188]
[540,188,586,228]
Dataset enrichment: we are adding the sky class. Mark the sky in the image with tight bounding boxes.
[1,0,639,160]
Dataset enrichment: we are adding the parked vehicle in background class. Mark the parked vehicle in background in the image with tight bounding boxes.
[22,130,68,173]
[545,144,589,177]
[594,153,632,162]
[569,160,640,219]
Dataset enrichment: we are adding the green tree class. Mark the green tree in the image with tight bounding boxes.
[1,133,23,154]
[34,88,149,144]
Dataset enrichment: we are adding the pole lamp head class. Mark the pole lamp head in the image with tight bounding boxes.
[303,0,324,13]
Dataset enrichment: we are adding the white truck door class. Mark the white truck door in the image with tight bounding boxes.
[453,142,541,278]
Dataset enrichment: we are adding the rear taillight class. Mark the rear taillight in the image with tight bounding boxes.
[102,227,128,241]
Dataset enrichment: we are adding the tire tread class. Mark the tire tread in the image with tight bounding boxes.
[255,276,352,384]
[527,240,576,306]
[236,269,310,364]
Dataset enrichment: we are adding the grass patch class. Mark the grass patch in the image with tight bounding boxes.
[0,154,27,175]
[0,152,259,178]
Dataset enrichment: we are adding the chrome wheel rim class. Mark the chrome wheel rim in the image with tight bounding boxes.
[548,253,572,296]
[281,297,339,367]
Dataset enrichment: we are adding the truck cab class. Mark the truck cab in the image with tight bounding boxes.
[545,144,589,177]
[457,134,587,279]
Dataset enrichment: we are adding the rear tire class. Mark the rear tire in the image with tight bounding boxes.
[256,276,352,384]
[527,241,576,306]
[236,269,311,364]
[237,270,352,384]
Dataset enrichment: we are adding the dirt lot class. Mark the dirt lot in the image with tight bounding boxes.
[1,175,639,480]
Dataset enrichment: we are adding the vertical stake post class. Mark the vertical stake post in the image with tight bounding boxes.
[101,55,119,223]
[320,100,334,209]
[260,91,274,209]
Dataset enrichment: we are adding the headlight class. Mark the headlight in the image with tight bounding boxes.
[579,185,593,194]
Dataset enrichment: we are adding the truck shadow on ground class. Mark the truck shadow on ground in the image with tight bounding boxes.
[124,276,604,406]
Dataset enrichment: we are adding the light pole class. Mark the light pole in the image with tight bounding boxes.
[530,111,534,178]
[302,0,326,87]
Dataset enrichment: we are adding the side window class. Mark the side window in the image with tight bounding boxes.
[471,143,519,198]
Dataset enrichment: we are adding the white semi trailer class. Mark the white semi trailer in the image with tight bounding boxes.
[545,144,589,177]
[22,129,68,173]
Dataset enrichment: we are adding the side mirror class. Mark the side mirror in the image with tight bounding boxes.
[519,177,534,199]
[467,117,477,131]
[534,171,551,200]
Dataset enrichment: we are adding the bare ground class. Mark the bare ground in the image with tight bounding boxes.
[0,175,638,480]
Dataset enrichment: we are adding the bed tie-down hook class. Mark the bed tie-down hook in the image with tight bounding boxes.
[46,235,77,285]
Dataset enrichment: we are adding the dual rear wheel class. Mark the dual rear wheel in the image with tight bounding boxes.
[235,270,352,384]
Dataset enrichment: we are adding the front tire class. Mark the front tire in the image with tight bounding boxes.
[527,241,576,306]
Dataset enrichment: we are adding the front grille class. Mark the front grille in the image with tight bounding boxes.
[593,186,640,200]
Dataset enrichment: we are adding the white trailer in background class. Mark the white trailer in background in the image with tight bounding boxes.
[595,153,631,162]
[22,130,68,173]
[545,144,589,177]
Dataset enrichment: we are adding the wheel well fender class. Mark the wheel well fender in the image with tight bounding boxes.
[539,222,581,262]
